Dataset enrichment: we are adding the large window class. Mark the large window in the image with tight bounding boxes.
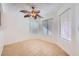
[59,8,71,41]
[42,18,53,36]
[29,18,53,36]
[29,21,40,34]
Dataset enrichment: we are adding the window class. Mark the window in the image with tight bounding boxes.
[29,21,40,34]
[42,18,53,36]
[59,8,71,41]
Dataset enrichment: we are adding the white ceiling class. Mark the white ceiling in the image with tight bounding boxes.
[1,3,63,18]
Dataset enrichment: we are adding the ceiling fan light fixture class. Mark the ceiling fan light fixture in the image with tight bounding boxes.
[20,6,43,20]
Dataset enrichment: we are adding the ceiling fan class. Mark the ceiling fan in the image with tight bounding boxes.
[20,6,43,20]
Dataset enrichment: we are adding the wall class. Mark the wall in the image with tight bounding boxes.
[2,3,79,56]
[0,31,4,55]
[2,4,31,45]
[75,4,79,55]
[56,4,78,55]
[0,4,4,55]
[2,4,57,45]
[41,12,58,44]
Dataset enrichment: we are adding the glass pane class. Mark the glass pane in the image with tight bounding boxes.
[60,8,71,40]
[42,18,53,36]
[30,21,40,34]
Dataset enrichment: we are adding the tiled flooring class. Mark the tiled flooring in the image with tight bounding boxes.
[1,39,69,56]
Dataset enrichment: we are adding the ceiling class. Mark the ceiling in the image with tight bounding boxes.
[1,3,63,18]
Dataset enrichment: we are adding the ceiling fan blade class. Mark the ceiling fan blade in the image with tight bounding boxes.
[24,14,30,18]
[35,10,40,13]
[32,6,35,9]
[37,14,43,18]
[20,10,30,13]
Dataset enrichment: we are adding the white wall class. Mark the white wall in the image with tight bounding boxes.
[2,4,31,45]
[0,31,4,55]
[2,3,79,56]
[56,4,79,56]
[41,12,59,44]
[43,3,79,56]
[0,4,4,55]
[2,4,57,45]
[75,4,79,55]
